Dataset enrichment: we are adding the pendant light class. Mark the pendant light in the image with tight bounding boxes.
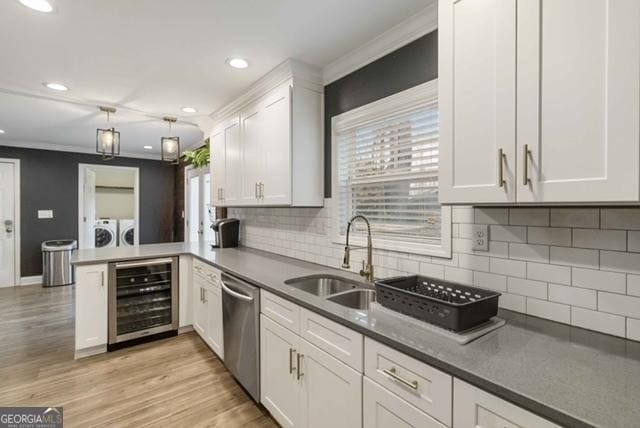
[96,106,120,160]
[161,117,180,164]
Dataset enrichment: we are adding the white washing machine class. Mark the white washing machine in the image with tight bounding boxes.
[119,219,135,246]
[94,219,118,248]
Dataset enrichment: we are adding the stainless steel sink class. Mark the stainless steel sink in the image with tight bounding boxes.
[327,289,376,310]
[284,274,361,296]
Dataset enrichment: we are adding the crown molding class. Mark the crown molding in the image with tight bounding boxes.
[209,58,323,126]
[322,2,437,85]
[0,139,163,161]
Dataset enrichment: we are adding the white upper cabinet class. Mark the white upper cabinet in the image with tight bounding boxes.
[210,59,323,207]
[439,0,517,204]
[439,0,640,204]
[516,0,640,203]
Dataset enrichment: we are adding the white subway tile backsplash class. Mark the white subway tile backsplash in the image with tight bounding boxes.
[598,292,640,318]
[509,208,549,226]
[234,199,640,342]
[509,243,550,263]
[549,247,599,269]
[490,257,526,277]
[526,298,570,324]
[572,229,627,251]
[490,225,527,243]
[548,284,597,310]
[475,208,509,225]
[601,208,640,230]
[527,262,571,285]
[473,271,507,292]
[572,268,626,293]
[508,277,548,299]
[571,307,626,337]
[550,208,599,229]
[600,251,640,275]
[528,227,572,247]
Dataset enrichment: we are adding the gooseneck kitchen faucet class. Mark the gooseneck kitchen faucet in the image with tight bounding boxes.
[342,215,374,282]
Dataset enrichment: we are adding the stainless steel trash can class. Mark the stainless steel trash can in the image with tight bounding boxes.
[42,240,78,287]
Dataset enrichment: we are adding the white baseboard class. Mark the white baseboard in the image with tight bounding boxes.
[75,344,107,359]
[20,275,42,286]
[178,325,194,334]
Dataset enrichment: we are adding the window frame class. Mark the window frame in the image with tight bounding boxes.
[331,79,451,258]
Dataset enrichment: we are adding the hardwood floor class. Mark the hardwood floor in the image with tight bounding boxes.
[0,284,277,428]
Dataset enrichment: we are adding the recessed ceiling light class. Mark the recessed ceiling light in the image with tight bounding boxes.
[227,58,249,69]
[17,0,53,12]
[143,145,153,150]
[0,129,5,134]
[181,107,197,113]
[43,82,68,91]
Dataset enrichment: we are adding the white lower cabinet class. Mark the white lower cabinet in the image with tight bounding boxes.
[364,377,446,428]
[75,263,108,354]
[299,337,362,428]
[192,263,224,359]
[453,379,559,428]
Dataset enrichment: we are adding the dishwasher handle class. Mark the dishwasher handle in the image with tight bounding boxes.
[221,280,254,302]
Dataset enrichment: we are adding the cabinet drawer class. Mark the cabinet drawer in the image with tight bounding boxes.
[193,259,221,289]
[454,379,559,428]
[364,377,447,428]
[261,290,301,334]
[300,308,363,372]
[365,338,452,426]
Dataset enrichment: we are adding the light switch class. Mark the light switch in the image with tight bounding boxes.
[38,210,54,219]
[471,224,489,251]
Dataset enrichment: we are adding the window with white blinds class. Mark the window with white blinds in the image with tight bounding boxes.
[332,80,450,256]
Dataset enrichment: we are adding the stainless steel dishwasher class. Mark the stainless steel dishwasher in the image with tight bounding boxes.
[220,272,260,402]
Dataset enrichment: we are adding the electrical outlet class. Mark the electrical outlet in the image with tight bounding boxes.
[471,224,489,251]
[38,210,53,219]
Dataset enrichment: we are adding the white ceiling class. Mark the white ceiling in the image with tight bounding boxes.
[0,0,432,157]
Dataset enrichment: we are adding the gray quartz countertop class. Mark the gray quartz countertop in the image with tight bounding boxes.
[72,243,640,428]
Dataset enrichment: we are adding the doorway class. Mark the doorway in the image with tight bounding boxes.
[78,164,140,249]
[185,166,215,242]
[0,159,20,287]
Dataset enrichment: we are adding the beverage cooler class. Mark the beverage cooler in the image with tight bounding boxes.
[108,257,178,350]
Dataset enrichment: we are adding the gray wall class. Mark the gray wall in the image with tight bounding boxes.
[323,31,438,197]
[0,146,175,276]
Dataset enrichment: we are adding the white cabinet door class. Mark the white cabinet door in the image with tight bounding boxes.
[260,314,301,428]
[261,83,292,205]
[454,379,559,428]
[75,264,108,352]
[205,285,224,359]
[439,0,517,204]
[241,103,263,205]
[222,116,243,205]
[210,127,225,206]
[363,377,446,428]
[517,0,640,203]
[192,281,207,338]
[178,256,192,328]
[299,338,362,428]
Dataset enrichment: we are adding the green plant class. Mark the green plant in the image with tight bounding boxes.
[183,138,210,168]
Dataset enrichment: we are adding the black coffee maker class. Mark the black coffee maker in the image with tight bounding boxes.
[210,218,240,248]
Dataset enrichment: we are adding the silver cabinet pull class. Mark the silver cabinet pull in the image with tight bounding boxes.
[255,182,259,199]
[289,348,296,374]
[101,271,105,287]
[296,353,304,380]
[203,289,207,303]
[383,367,418,390]
[523,144,531,185]
[498,148,506,188]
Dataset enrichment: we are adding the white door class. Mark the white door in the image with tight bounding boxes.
[299,338,362,428]
[193,282,207,337]
[241,103,263,204]
[75,264,108,350]
[186,168,216,243]
[223,117,243,205]
[205,285,224,359]
[261,84,292,205]
[82,168,96,249]
[260,314,301,428]
[438,0,517,204]
[517,0,640,203]
[0,162,16,287]
[210,128,226,206]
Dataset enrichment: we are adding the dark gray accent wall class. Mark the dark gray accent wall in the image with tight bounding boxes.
[323,30,438,197]
[0,146,175,276]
